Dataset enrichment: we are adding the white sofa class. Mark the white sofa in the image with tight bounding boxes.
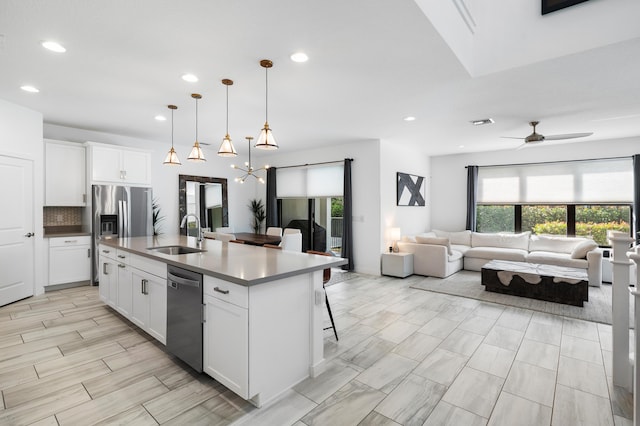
[397,230,602,287]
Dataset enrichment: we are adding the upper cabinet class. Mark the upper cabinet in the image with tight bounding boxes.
[45,140,87,206]
[86,142,151,186]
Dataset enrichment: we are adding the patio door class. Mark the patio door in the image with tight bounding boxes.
[278,197,343,254]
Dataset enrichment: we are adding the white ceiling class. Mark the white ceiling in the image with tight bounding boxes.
[1,0,640,157]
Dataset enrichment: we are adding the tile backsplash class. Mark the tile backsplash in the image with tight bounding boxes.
[44,207,83,226]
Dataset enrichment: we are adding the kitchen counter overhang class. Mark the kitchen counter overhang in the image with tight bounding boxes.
[99,235,347,286]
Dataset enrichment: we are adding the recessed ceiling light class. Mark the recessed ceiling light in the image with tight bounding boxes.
[458,145,465,149]
[470,118,494,126]
[403,116,416,122]
[182,73,198,83]
[290,52,309,63]
[21,85,39,93]
[155,115,167,121]
[41,41,66,53]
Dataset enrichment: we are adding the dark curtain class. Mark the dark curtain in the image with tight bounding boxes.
[266,167,278,227]
[341,159,354,271]
[465,165,478,231]
[634,155,640,244]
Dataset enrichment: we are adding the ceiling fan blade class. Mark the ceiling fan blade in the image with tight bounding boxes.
[500,136,525,140]
[543,132,593,141]
[515,143,528,150]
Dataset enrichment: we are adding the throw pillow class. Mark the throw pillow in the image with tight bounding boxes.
[415,236,452,255]
[571,240,598,259]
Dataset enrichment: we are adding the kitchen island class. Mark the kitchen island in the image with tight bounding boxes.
[98,235,347,407]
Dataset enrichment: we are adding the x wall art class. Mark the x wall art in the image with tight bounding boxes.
[397,172,426,206]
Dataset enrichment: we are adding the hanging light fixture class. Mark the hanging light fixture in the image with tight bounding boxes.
[187,93,206,162]
[217,79,238,157]
[231,136,269,184]
[255,59,279,150]
[163,105,181,165]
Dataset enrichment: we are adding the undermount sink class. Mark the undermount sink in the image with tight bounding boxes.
[148,245,206,255]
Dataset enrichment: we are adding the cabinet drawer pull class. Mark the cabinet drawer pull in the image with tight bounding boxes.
[213,286,229,295]
[118,264,126,268]
[141,279,149,295]
[103,263,108,275]
[87,248,91,258]
[64,240,78,244]
[102,249,110,254]
[117,255,126,259]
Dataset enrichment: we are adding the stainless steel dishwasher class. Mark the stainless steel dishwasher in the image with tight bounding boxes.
[167,264,203,372]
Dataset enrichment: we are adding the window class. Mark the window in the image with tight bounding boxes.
[476,205,514,233]
[522,205,567,235]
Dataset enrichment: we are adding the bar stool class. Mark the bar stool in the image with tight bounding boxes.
[307,250,338,341]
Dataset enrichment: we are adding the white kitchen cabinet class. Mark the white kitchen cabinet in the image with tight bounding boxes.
[48,236,91,285]
[116,262,132,318]
[131,267,167,344]
[45,140,87,206]
[87,142,151,185]
[204,293,248,398]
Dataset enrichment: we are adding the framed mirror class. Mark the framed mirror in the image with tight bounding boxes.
[178,175,228,236]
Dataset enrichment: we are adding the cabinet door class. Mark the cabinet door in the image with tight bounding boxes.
[116,263,132,317]
[147,273,167,344]
[49,245,91,285]
[45,142,86,206]
[130,270,148,330]
[204,295,248,398]
[91,145,122,182]
[122,150,150,185]
[99,258,117,307]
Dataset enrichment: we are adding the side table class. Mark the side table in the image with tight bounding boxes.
[381,252,414,278]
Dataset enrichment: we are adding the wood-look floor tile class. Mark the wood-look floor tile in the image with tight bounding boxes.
[0,365,38,391]
[56,376,169,425]
[0,312,59,337]
[21,319,97,342]
[94,404,159,426]
[115,328,154,349]
[35,341,124,377]
[0,383,91,425]
[28,415,60,426]
[102,340,166,370]
[3,360,110,408]
[83,355,175,398]
[0,334,23,350]
[235,389,315,426]
[359,411,401,425]
[77,322,132,340]
[143,379,221,423]
[0,303,31,316]
[0,346,62,375]
[43,307,109,326]
[10,302,77,319]
[0,331,80,363]
[58,328,139,355]
[156,399,229,426]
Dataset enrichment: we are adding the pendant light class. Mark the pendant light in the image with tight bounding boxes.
[163,105,181,165]
[217,79,238,157]
[187,93,206,162]
[255,59,279,150]
[231,136,269,184]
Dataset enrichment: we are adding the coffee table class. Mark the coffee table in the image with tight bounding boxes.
[481,260,589,307]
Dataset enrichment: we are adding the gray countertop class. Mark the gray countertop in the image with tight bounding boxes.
[99,235,348,286]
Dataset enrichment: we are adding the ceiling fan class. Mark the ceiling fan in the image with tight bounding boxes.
[503,121,593,147]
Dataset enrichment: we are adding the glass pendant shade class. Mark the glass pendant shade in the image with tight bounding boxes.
[217,134,237,157]
[255,122,278,150]
[163,147,181,165]
[188,93,206,162]
[163,104,181,166]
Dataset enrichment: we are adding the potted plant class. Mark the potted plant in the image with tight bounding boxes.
[249,199,266,234]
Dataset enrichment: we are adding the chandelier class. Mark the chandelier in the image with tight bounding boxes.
[231,136,269,184]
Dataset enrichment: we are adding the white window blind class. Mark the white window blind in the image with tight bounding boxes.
[276,164,344,198]
[477,157,633,204]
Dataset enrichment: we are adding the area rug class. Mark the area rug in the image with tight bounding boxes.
[410,270,631,326]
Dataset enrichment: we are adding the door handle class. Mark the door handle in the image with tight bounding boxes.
[24,232,34,238]
[142,279,149,295]
[103,263,108,275]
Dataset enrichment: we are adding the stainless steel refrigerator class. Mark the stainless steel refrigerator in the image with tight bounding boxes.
[91,185,153,284]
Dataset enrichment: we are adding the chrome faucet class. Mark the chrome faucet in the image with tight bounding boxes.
[180,214,202,246]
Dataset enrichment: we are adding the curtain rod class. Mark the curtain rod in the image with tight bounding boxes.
[464,155,632,169]
[276,158,354,170]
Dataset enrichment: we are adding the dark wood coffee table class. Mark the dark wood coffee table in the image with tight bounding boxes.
[481,260,589,307]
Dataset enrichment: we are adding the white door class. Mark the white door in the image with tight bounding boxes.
[0,156,34,306]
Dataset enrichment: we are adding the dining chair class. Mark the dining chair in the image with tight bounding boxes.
[266,227,283,237]
[307,250,338,341]
[283,228,301,235]
[280,233,302,252]
[215,233,236,243]
[215,226,234,234]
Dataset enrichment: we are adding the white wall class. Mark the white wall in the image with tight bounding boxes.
[261,140,381,275]
[430,137,640,231]
[0,99,44,294]
[43,124,257,235]
[379,139,431,244]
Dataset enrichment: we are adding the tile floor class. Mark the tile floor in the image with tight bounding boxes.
[0,272,634,425]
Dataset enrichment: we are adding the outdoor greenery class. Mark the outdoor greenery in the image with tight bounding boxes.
[331,197,343,217]
[152,198,164,236]
[477,205,630,245]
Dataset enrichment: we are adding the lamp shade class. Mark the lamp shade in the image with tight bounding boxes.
[255,123,278,150]
[388,227,401,242]
[163,147,181,165]
[187,141,206,161]
[217,135,237,157]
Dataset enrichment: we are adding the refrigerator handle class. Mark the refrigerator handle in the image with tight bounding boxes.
[122,200,129,237]
[118,200,124,238]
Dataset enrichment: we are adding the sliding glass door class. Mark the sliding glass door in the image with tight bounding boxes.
[278,196,343,254]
